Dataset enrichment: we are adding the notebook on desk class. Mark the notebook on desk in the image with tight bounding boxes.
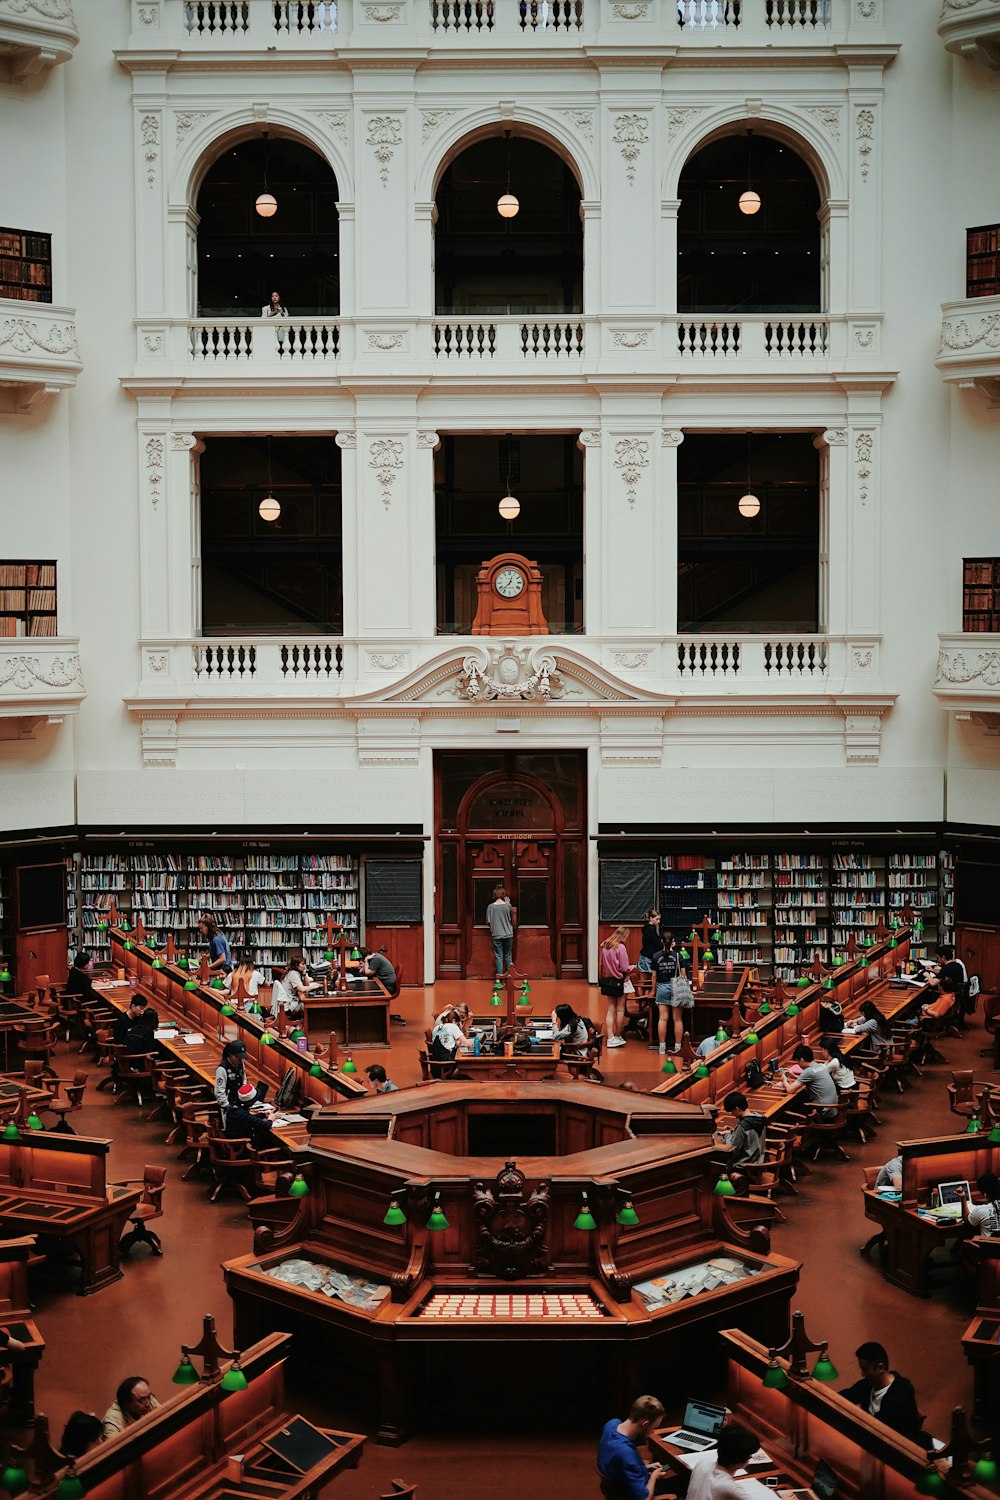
[661,1399,727,1451]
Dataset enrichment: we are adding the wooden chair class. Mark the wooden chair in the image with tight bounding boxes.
[860,1166,887,1259]
[206,1137,256,1203]
[43,1070,88,1133]
[979,992,1000,1059]
[14,1021,58,1077]
[52,989,80,1043]
[884,1029,922,1092]
[115,1166,167,1257]
[564,1022,605,1083]
[843,1076,881,1144]
[93,1026,118,1089]
[165,1084,215,1147]
[178,1105,218,1181]
[793,1100,852,1162]
[379,1484,417,1500]
[113,1050,158,1109]
[948,1069,983,1121]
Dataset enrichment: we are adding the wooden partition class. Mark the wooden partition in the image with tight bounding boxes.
[59,1332,365,1500]
[109,927,366,1103]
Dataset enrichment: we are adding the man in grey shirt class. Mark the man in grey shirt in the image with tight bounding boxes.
[486,884,514,976]
[782,1044,839,1120]
[361,947,397,994]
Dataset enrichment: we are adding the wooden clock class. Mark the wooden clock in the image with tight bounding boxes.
[470,552,548,636]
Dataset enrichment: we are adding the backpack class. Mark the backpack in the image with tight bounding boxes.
[273,1068,302,1111]
[819,1000,844,1034]
[744,1058,765,1090]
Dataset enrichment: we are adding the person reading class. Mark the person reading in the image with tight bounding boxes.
[113,994,159,1051]
[687,1422,775,1500]
[781,1044,838,1120]
[270,953,317,1020]
[360,946,396,993]
[102,1377,160,1439]
[551,1003,589,1053]
[224,1082,278,1152]
[839,1342,923,1443]
[223,954,265,999]
[714,1091,766,1192]
[958,1172,1000,1236]
[60,1412,104,1460]
[850,1000,894,1055]
[65,950,98,1003]
[597,1394,667,1500]
[365,1064,398,1093]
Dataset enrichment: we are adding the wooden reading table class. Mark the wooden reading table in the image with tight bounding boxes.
[302,978,391,1048]
[50,1330,365,1500]
[0,1131,140,1295]
[651,1328,993,1500]
[962,1235,1000,1423]
[863,1129,999,1297]
[0,1235,44,1423]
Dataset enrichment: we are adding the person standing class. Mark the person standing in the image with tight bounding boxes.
[600,926,633,1049]
[486,885,515,977]
[637,907,661,1000]
[651,930,680,1055]
[199,915,233,975]
[261,290,288,319]
[361,945,397,994]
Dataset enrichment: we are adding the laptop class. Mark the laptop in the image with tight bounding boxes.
[663,1399,727,1452]
[930,1180,969,1218]
[779,1459,839,1500]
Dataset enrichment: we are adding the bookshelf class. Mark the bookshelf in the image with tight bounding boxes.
[940,849,955,950]
[0,862,12,984]
[301,853,360,962]
[76,854,131,964]
[887,853,937,961]
[772,853,829,982]
[130,854,187,945]
[962,558,1000,634]
[967,223,1000,300]
[658,857,716,949]
[831,852,885,950]
[185,854,246,954]
[0,227,52,304]
[715,854,772,968]
[0,561,57,639]
[244,854,303,969]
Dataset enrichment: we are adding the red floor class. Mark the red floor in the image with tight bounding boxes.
[28,982,994,1499]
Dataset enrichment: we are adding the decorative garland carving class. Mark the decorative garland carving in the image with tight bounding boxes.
[612,651,650,669]
[316,111,349,146]
[0,653,82,691]
[368,653,406,671]
[473,1163,551,1281]
[366,115,402,186]
[146,435,164,509]
[420,108,458,144]
[612,330,649,349]
[366,331,404,350]
[457,644,565,703]
[175,110,214,145]
[854,431,873,507]
[939,311,1000,353]
[0,317,79,358]
[666,106,706,139]
[0,0,75,18]
[612,113,648,185]
[803,105,842,140]
[614,437,649,507]
[935,649,1000,686]
[368,437,404,508]
[556,108,594,141]
[856,108,875,182]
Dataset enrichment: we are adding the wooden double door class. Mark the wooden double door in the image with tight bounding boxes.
[435,758,586,980]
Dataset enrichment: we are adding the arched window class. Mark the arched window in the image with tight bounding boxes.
[196,136,339,317]
[678,132,821,313]
[434,136,582,316]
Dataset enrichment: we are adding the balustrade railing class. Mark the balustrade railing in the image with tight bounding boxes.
[191,639,344,684]
[673,315,830,360]
[675,0,830,27]
[676,636,831,679]
[188,319,340,363]
[432,317,584,359]
[184,0,336,33]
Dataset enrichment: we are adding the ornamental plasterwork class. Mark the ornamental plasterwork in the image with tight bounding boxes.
[363,3,402,17]
[857,0,876,16]
[368,653,407,671]
[366,330,405,350]
[614,437,649,507]
[939,311,1000,353]
[140,113,159,189]
[175,111,214,145]
[611,330,650,349]
[556,108,594,141]
[170,433,196,450]
[844,712,883,766]
[821,428,847,446]
[854,431,873,506]
[855,108,875,182]
[662,430,685,448]
[803,105,842,141]
[335,431,357,449]
[851,647,874,670]
[611,2,649,15]
[416,431,440,449]
[137,5,159,23]
[853,326,876,350]
[457,645,566,703]
[142,332,163,354]
[144,651,168,674]
[0,317,79,358]
[612,651,650,670]
[666,107,707,139]
[316,111,350,146]
[420,109,457,144]
[0,653,82,691]
[612,113,648,186]
[935,649,1000,686]
[145,435,164,509]
[368,437,404,508]
[366,115,402,186]
[578,431,601,447]
[0,0,75,17]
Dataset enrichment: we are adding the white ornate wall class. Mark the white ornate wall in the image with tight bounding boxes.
[1,0,999,970]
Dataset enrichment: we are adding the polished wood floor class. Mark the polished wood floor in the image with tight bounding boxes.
[29,980,992,1499]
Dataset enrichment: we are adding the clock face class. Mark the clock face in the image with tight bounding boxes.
[494,566,525,599]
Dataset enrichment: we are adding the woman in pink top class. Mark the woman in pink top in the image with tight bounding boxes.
[599,926,634,1048]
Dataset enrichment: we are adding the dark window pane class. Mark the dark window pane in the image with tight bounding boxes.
[518,878,549,926]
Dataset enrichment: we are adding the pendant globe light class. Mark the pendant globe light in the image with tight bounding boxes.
[497,127,519,219]
[498,432,520,520]
[255,130,278,219]
[739,128,761,216]
[259,435,280,523]
[739,433,761,518]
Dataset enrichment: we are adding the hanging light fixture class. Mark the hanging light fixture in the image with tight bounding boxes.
[739,128,761,216]
[259,435,280,523]
[739,432,761,518]
[497,127,519,219]
[255,131,277,218]
[498,432,520,520]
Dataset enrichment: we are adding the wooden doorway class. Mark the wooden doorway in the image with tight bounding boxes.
[435,753,586,980]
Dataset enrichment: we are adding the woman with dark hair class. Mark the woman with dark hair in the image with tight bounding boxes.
[551,1003,589,1053]
[852,999,893,1054]
[198,915,233,975]
[822,1036,856,1091]
[60,1411,104,1460]
[65,950,97,1002]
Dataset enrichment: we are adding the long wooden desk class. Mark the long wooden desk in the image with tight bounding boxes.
[109,929,367,1102]
[0,1235,44,1424]
[863,1130,1000,1297]
[0,1132,140,1295]
[0,1001,53,1073]
[49,1331,365,1500]
[303,981,391,1048]
[652,1328,992,1500]
[961,1236,1000,1423]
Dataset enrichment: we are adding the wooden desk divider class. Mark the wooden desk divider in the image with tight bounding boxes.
[962,1236,1000,1423]
[663,1327,997,1500]
[109,926,366,1103]
[9,1330,365,1500]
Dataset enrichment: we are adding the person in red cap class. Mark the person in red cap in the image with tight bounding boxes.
[224,1082,278,1153]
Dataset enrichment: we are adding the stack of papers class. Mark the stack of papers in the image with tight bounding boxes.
[181,1033,205,1046]
[634,1256,762,1309]
[264,1257,389,1313]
